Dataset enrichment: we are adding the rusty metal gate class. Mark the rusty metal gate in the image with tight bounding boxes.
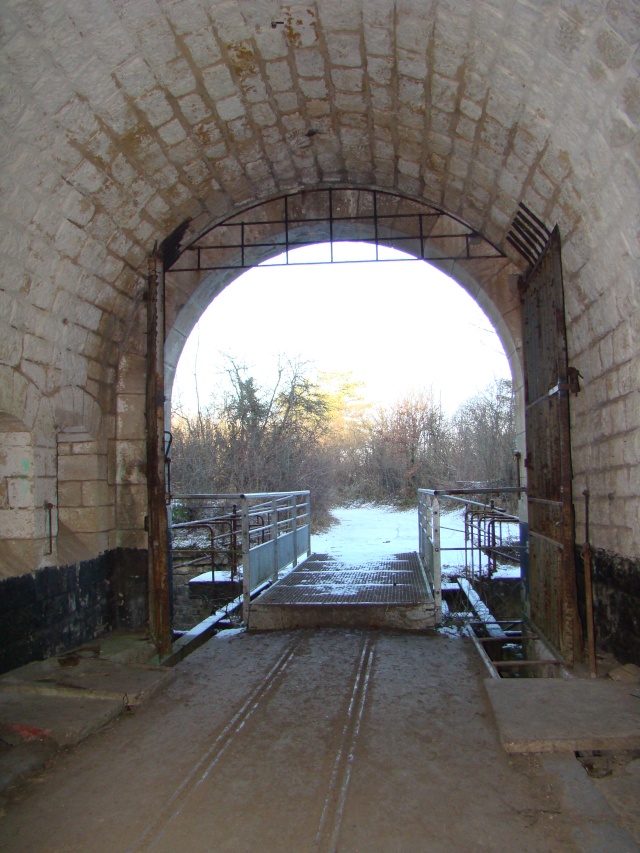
[519,227,581,666]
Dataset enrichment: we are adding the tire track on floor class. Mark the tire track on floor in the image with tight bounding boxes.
[315,634,376,853]
[129,636,303,852]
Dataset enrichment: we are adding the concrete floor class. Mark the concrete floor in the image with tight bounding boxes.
[0,630,637,852]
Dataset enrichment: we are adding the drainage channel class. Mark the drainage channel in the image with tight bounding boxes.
[445,577,570,679]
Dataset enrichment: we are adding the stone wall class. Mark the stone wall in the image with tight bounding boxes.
[0,0,638,665]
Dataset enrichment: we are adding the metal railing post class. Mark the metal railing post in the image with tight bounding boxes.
[432,496,442,624]
[271,497,279,580]
[241,496,251,624]
[306,493,311,558]
[231,503,239,583]
[292,496,298,567]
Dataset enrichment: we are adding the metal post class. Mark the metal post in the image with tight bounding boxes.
[432,496,442,623]
[292,496,298,567]
[417,494,423,562]
[241,496,251,624]
[306,493,311,557]
[231,503,238,583]
[271,497,279,580]
[582,489,597,678]
[146,252,172,658]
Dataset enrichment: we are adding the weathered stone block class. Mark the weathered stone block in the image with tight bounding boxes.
[116,394,145,440]
[57,453,107,482]
[0,508,36,538]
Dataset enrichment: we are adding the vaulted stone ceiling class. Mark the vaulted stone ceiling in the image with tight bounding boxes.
[1,0,639,664]
[1,0,639,407]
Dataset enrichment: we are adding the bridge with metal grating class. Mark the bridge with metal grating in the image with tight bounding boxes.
[249,551,437,631]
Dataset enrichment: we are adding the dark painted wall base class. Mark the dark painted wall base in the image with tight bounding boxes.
[590,549,640,665]
[0,548,148,675]
[575,547,640,665]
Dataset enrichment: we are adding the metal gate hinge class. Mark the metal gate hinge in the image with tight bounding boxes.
[560,367,582,396]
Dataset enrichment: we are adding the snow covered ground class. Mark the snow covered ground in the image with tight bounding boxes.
[312,504,418,562]
[312,503,520,579]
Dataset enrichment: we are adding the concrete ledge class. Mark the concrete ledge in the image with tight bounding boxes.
[0,657,175,707]
[485,678,640,754]
[0,692,125,748]
[0,643,176,793]
[249,602,436,631]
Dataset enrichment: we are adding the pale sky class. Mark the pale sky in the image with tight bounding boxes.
[172,243,511,415]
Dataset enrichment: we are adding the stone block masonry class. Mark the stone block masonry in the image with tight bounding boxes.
[0,0,638,669]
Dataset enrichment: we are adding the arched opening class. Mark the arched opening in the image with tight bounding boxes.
[142,187,529,650]
[167,240,521,633]
[164,188,524,403]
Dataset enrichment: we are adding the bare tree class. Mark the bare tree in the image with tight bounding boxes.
[170,357,341,527]
[450,379,515,487]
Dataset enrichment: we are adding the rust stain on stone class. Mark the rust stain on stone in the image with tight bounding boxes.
[227,40,258,78]
[282,8,318,48]
[118,126,152,162]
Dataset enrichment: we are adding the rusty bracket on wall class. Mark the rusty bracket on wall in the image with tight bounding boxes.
[561,367,582,396]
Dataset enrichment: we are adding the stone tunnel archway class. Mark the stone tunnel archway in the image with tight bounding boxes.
[162,187,525,414]
[141,185,528,651]
[1,0,639,670]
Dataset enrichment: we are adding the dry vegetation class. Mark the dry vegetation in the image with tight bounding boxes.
[170,358,516,528]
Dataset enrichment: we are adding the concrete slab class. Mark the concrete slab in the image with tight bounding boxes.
[87,629,157,666]
[0,658,175,707]
[485,677,640,754]
[0,691,124,747]
[541,754,640,852]
[0,643,176,793]
[249,600,435,630]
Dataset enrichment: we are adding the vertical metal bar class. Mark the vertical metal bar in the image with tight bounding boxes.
[231,503,238,583]
[306,492,311,557]
[271,497,279,580]
[242,496,251,624]
[582,489,597,677]
[146,253,172,658]
[292,495,298,567]
[373,190,379,261]
[464,507,469,573]
[208,525,215,612]
[329,188,334,263]
[432,496,442,624]
[417,493,423,562]
[284,195,289,265]
[45,501,54,555]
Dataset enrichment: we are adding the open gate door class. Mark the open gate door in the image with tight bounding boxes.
[519,227,581,666]
[146,251,172,658]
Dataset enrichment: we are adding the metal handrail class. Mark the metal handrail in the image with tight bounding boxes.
[418,488,523,602]
[170,491,311,625]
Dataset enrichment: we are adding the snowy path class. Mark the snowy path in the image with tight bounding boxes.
[312,504,419,562]
[312,503,519,578]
